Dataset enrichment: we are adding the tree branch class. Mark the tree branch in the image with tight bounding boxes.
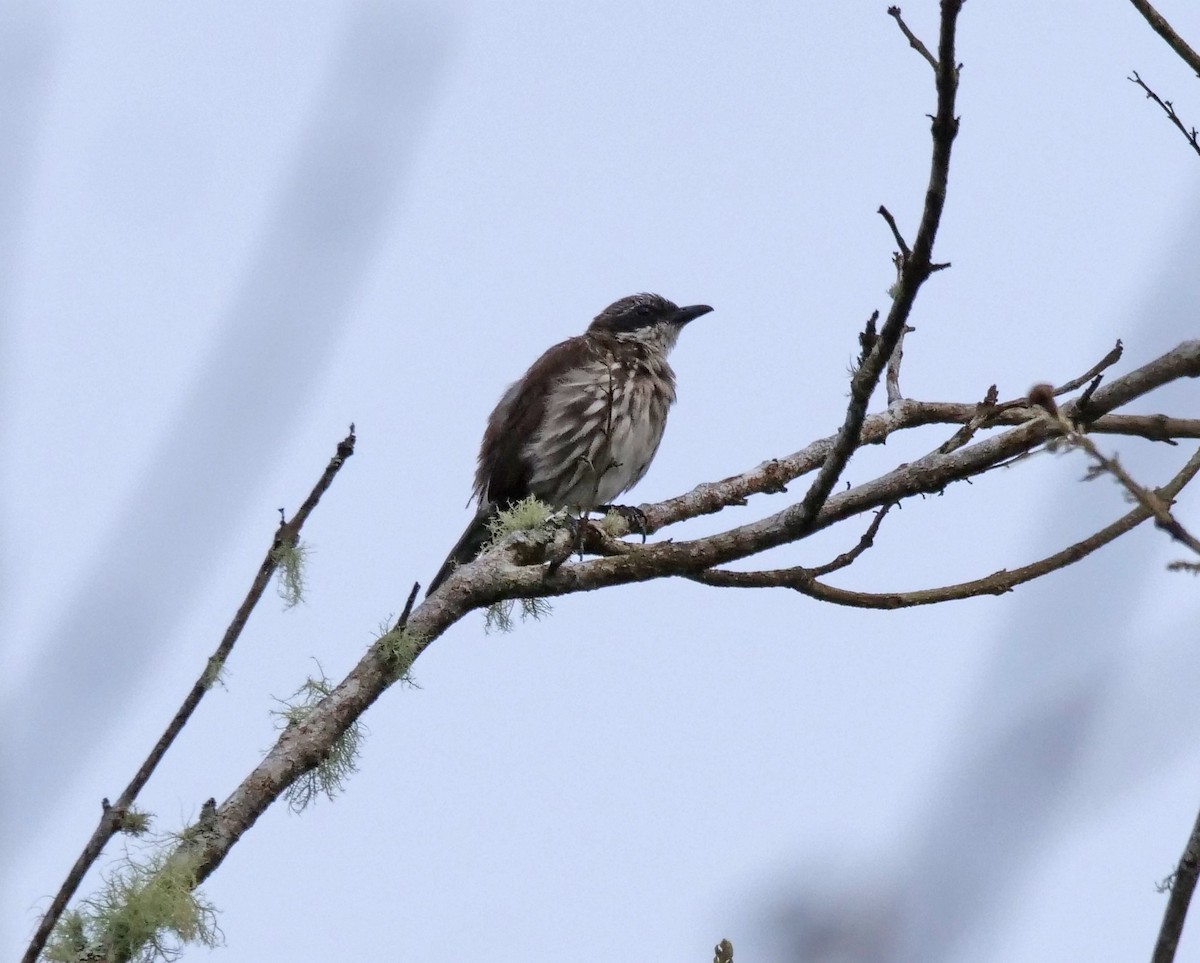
[51,338,1200,962]
[1127,0,1200,76]
[1154,801,1200,963]
[143,340,1198,903]
[686,446,1200,606]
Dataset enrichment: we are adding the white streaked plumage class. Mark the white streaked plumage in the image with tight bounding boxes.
[426,293,711,595]
[525,351,676,508]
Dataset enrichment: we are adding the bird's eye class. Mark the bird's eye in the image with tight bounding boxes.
[636,304,652,317]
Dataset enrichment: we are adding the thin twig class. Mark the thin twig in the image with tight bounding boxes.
[887,6,939,72]
[396,581,421,629]
[1127,0,1200,77]
[22,427,357,963]
[1129,72,1200,157]
[1054,340,1124,395]
[1076,374,1105,419]
[808,504,893,577]
[1153,802,1200,963]
[878,204,912,258]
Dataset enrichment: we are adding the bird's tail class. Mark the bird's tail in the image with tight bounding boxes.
[426,503,498,596]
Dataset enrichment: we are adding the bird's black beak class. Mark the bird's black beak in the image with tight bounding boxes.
[673,304,714,326]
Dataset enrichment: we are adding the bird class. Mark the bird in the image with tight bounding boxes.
[426,292,713,595]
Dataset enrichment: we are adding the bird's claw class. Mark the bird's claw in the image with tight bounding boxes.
[598,504,648,543]
[544,507,648,581]
[544,515,589,577]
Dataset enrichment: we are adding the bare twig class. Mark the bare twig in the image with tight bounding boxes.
[808,504,893,576]
[1153,802,1200,963]
[1127,0,1200,77]
[684,505,892,590]
[1054,340,1125,395]
[887,6,939,72]
[878,204,912,258]
[22,428,357,963]
[396,580,421,630]
[1076,374,1106,419]
[1129,72,1200,157]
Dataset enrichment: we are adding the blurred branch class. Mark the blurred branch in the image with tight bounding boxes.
[1153,802,1200,963]
[22,428,357,963]
[1127,0,1200,76]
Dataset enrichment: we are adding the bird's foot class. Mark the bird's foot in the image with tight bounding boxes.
[544,514,590,577]
[597,504,648,543]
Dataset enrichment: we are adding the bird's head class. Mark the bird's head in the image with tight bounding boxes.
[587,293,713,349]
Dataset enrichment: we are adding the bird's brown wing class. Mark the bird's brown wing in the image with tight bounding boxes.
[475,334,595,506]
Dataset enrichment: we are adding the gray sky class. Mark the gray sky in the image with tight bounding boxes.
[3,2,1199,961]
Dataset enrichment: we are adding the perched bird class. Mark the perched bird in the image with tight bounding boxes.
[427,292,712,594]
